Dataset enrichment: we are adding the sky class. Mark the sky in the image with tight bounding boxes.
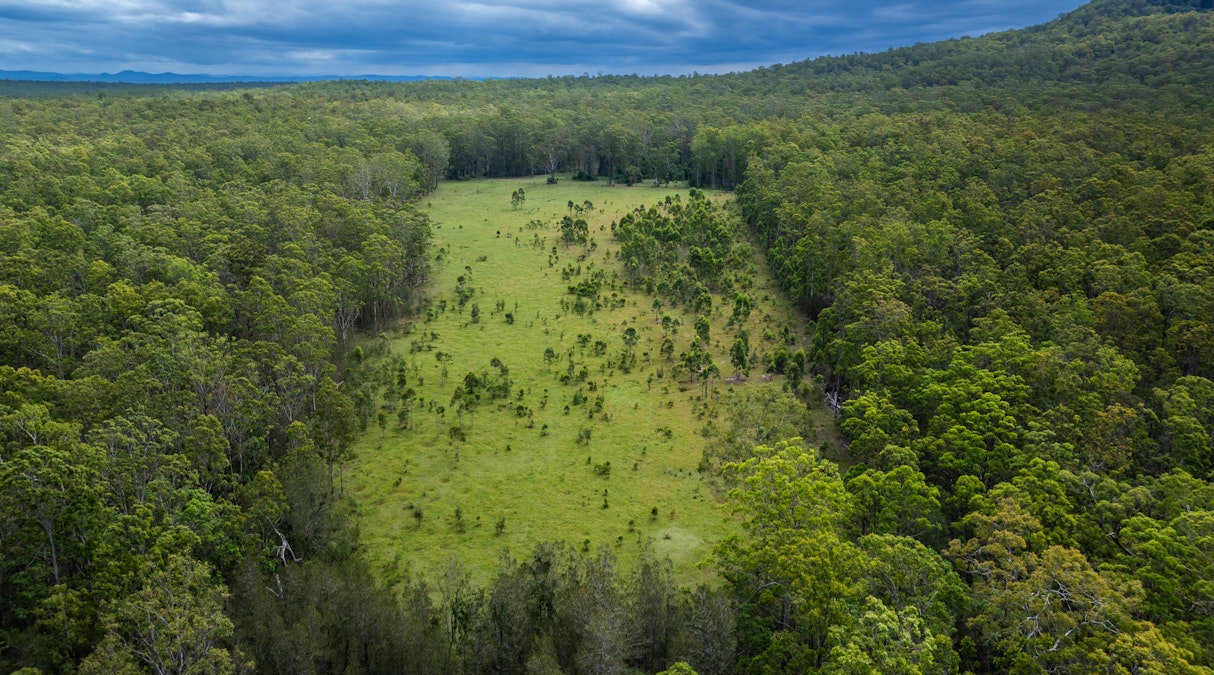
[0,0,1089,78]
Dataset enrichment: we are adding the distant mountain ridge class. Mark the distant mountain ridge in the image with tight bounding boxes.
[0,69,455,84]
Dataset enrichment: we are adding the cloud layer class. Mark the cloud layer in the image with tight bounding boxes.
[0,0,1085,77]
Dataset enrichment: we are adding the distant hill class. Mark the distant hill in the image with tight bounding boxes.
[686,0,1213,114]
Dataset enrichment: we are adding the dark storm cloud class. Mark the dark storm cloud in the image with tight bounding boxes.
[0,0,1086,77]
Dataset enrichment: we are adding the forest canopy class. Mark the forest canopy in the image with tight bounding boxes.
[2,0,1213,672]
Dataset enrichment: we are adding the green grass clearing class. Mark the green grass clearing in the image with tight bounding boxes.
[346,176,815,588]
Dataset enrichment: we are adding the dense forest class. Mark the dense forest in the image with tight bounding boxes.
[2,0,1214,672]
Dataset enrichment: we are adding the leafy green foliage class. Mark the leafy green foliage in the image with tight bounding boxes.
[614,191,751,305]
[4,0,1214,671]
[0,85,433,672]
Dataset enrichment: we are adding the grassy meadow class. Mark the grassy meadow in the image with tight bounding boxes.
[346,177,819,587]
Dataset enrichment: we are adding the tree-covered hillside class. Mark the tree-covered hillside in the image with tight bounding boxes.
[1,0,1213,671]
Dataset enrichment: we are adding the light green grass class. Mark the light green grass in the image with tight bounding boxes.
[347,176,809,588]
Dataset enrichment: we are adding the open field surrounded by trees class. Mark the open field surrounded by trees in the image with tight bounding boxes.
[347,177,817,587]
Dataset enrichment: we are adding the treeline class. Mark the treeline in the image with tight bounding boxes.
[228,537,736,675]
